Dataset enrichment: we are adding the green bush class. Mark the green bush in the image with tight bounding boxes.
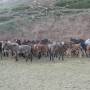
[0,17,14,22]
[0,21,17,33]
[12,4,30,12]
[55,0,90,9]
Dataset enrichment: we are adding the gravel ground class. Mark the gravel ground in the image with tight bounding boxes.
[0,57,90,90]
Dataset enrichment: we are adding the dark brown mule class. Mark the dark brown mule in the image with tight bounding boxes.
[32,43,49,59]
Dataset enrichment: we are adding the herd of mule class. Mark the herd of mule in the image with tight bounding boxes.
[0,38,90,62]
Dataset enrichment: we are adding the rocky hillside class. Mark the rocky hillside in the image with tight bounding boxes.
[0,0,90,41]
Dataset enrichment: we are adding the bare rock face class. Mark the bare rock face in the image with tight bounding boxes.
[0,13,90,41]
[30,13,90,41]
[1,0,90,41]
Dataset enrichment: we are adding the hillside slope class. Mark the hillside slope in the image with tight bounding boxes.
[0,0,90,40]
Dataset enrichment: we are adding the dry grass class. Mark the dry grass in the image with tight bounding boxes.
[0,57,90,90]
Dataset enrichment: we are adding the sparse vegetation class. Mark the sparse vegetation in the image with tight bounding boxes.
[12,4,31,12]
[0,58,90,90]
[0,21,17,33]
[55,0,90,9]
[0,0,90,40]
[0,16,14,22]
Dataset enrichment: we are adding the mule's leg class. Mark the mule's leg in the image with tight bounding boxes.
[50,53,53,61]
[58,53,60,60]
[62,54,64,61]
[6,51,9,57]
[3,50,7,57]
[3,52,5,57]
[15,54,18,61]
[83,48,87,57]
[26,54,29,62]
[52,56,54,61]
[15,52,18,61]
[60,52,64,61]
[55,52,58,58]
[26,55,29,62]
[47,51,49,57]
[52,53,54,62]
[30,53,32,62]
[54,51,57,58]
[79,49,82,58]
[26,53,32,62]
[50,54,51,61]
[0,52,2,60]
[11,50,14,56]
[38,51,41,59]
[62,51,64,60]
[88,50,90,57]
[26,57,28,62]
[57,51,60,60]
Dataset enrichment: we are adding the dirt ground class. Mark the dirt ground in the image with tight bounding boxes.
[0,57,90,90]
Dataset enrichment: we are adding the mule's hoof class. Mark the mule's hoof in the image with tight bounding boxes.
[16,60,18,61]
